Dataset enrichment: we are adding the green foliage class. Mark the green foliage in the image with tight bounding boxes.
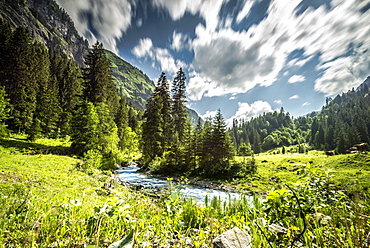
[80,149,103,171]
[83,42,119,115]
[1,138,370,247]
[309,87,370,152]
[0,86,11,136]
[230,109,306,153]
[104,50,155,111]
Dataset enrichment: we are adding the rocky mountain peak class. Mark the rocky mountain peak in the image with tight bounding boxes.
[0,0,88,65]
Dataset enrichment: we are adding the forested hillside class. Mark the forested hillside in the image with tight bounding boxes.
[105,50,155,110]
[230,108,307,155]
[230,77,370,155]
[308,79,370,153]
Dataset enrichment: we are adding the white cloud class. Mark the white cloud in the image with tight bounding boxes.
[132,38,185,76]
[56,0,133,54]
[287,55,313,68]
[132,38,153,58]
[226,100,273,126]
[289,94,300,100]
[274,99,283,105]
[288,75,305,84]
[236,0,254,24]
[200,110,218,120]
[302,102,310,106]
[188,0,370,99]
[151,0,228,31]
[171,31,188,51]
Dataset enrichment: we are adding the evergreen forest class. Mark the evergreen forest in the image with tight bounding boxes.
[1,21,370,176]
[1,20,370,247]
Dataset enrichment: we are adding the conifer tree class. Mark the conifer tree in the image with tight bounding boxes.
[157,72,172,152]
[0,86,10,136]
[6,26,38,133]
[210,109,234,171]
[83,41,119,115]
[141,75,165,164]
[49,50,83,136]
[71,101,100,156]
[33,44,61,138]
[115,97,129,151]
[171,68,188,142]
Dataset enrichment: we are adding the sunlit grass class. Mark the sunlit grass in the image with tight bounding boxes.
[1,137,369,247]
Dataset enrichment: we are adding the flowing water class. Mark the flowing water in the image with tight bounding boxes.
[116,164,242,202]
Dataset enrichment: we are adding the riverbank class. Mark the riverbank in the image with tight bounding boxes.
[1,137,369,247]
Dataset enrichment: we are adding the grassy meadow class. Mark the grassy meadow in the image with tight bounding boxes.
[1,136,369,247]
[233,151,370,194]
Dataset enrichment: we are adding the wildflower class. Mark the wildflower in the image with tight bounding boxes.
[70,199,82,207]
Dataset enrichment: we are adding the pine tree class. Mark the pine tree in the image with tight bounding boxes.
[49,50,83,136]
[71,101,100,156]
[157,72,172,152]
[115,97,129,151]
[5,26,38,133]
[33,44,61,138]
[83,41,119,115]
[253,129,261,154]
[171,68,188,142]
[141,75,166,164]
[0,86,11,136]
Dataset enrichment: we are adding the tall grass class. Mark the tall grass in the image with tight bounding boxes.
[1,137,369,247]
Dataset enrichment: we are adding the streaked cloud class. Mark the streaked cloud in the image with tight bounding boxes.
[56,0,133,54]
[289,94,300,100]
[288,75,305,84]
[171,31,188,51]
[132,38,185,76]
[302,102,310,106]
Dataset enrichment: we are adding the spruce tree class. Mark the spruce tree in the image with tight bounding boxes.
[141,75,165,164]
[0,86,10,136]
[171,68,188,142]
[210,109,234,172]
[6,26,38,133]
[49,50,83,136]
[115,97,129,151]
[157,72,172,152]
[33,44,61,138]
[71,101,100,156]
[83,41,119,115]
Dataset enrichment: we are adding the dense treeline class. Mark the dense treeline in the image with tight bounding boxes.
[140,70,246,178]
[309,85,370,153]
[230,108,307,155]
[0,21,141,168]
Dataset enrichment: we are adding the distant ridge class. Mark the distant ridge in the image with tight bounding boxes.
[105,50,155,110]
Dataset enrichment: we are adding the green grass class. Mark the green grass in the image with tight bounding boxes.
[233,151,370,194]
[1,137,369,247]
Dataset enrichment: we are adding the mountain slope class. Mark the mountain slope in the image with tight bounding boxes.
[0,0,88,64]
[105,50,155,110]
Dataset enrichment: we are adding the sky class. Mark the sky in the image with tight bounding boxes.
[56,0,370,125]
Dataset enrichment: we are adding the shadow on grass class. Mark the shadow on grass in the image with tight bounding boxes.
[0,138,72,156]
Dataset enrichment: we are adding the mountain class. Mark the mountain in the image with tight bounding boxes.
[105,50,155,110]
[356,76,370,92]
[0,0,88,65]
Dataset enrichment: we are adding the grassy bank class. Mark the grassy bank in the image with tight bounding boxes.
[233,151,370,194]
[1,137,369,247]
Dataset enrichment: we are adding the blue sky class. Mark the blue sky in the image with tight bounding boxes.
[56,0,370,124]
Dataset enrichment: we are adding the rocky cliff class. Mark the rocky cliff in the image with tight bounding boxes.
[0,0,88,65]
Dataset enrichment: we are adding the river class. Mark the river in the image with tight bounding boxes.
[116,164,243,202]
